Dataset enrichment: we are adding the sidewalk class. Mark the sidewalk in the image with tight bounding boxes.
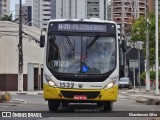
[119,87,160,105]
[0,91,43,103]
[1,88,160,105]
[8,90,43,95]
[0,92,11,103]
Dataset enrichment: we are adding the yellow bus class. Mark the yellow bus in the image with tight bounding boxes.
[40,19,119,111]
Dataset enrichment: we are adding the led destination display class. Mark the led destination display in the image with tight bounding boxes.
[48,22,116,33]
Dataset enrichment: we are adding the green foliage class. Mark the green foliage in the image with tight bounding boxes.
[1,14,18,22]
[140,71,146,81]
[1,14,13,21]
[150,70,156,81]
[141,70,160,81]
[130,12,160,68]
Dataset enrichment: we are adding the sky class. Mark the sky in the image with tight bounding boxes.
[10,0,25,18]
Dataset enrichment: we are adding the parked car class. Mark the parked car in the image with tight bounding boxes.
[119,77,132,89]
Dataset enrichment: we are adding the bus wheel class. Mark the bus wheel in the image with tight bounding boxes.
[61,101,68,107]
[103,101,113,111]
[48,100,60,111]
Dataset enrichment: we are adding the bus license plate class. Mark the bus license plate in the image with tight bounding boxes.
[74,95,87,100]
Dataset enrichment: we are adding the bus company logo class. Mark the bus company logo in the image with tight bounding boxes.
[78,84,83,88]
[2,112,11,117]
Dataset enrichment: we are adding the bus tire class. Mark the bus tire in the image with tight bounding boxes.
[103,101,113,111]
[48,100,60,111]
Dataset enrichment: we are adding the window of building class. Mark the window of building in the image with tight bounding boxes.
[43,9,51,11]
[43,14,51,16]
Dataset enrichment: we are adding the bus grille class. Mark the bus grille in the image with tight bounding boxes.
[60,91,100,99]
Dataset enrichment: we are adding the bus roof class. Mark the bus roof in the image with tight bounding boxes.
[48,19,117,25]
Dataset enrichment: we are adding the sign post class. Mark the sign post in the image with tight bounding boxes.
[129,59,139,90]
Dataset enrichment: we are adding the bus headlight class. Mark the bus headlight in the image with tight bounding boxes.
[104,82,115,89]
[45,75,58,87]
[103,76,118,89]
[48,80,55,86]
[47,80,58,87]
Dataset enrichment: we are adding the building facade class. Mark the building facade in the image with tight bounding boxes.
[148,0,154,13]
[0,0,10,19]
[16,0,110,29]
[39,0,51,28]
[55,0,109,20]
[0,21,44,91]
[15,4,32,26]
[111,0,147,37]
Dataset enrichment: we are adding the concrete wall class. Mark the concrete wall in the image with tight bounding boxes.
[0,21,44,91]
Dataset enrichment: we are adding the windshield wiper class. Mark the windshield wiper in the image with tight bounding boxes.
[64,33,74,50]
[86,35,100,49]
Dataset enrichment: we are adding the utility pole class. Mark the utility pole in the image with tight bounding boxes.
[121,0,126,77]
[155,0,159,95]
[145,0,150,92]
[18,0,23,91]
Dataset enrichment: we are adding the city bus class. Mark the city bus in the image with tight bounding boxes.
[40,19,120,111]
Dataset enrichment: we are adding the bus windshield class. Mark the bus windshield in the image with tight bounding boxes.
[47,32,116,74]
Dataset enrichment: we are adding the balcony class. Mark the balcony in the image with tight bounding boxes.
[139,0,145,3]
[112,0,121,2]
[113,8,122,13]
[113,18,122,23]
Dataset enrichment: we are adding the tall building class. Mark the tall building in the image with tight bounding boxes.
[148,0,154,13]
[111,0,147,37]
[55,0,109,20]
[39,0,51,28]
[148,0,160,14]
[25,0,51,28]
[32,0,40,28]
[0,0,10,19]
[16,0,110,29]
[0,1,2,18]
[15,4,32,26]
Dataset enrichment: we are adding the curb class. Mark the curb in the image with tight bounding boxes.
[153,117,160,120]
[14,92,43,95]
[127,95,160,105]
[119,93,160,105]
[0,92,11,103]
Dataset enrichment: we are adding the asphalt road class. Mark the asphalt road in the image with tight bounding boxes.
[0,92,159,120]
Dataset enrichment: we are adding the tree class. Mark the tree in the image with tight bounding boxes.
[130,13,160,68]
[1,14,18,22]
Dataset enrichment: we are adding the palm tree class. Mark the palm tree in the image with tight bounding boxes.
[1,14,18,22]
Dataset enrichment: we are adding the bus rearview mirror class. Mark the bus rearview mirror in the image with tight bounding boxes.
[122,40,127,52]
[40,35,45,47]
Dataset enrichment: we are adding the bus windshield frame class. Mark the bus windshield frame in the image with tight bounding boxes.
[46,21,117,81]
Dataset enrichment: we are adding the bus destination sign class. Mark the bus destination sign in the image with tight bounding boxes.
[58,23,107,32]
[49,23,108,32]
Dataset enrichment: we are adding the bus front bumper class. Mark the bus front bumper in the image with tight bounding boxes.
[43,84,118,102]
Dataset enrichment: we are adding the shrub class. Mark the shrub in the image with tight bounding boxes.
[141,70,160,82]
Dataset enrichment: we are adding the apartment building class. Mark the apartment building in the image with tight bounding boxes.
[0,0,2,18]
[111,0,146,36]
[15,4,32,26]
[15,0,50,28]
[40,0,51,28]
[16,0,110,28]
[55,0,109,20]
[0,0,10,19]
[148,0,154,13]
